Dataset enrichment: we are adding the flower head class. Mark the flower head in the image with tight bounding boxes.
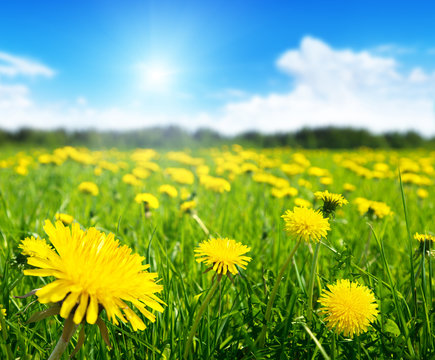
[78,181,99,196]
[195,237,251,276]
[135,193,159,209]
[294,198,312,208]
[0,305,6,330]
[354,197,392,219]
[414,232,435,243]
[55,213,74,225]
[319,279,378,338]
[315,190,348,215]
[159,184,178,198]
[343,183,356,192]
[122,174,142,186]
[20,220,164,331]
[180,200,196,213]
[416,188,429,199]
[200,175,231,193]
[282,207,330,243]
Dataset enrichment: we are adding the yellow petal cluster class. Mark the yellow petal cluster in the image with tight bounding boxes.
[199,175,231,193]
[180,200,196,213]
[314,190,348,207]
[78,181,99,196]
[55,213,74,225]
[319,279,379,337]
[20,221,164,331]
[281,207,330,242]
[195,238,251,275]
[354,197,392,219]
[414,232,435,243]
[159,184,178,198]
[0,305,6,330]
[135,193,159,209]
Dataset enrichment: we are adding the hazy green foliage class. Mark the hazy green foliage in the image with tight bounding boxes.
[1,126,434,149]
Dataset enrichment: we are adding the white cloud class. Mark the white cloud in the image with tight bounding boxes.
[1,38,435,136]
[0,51,54,77]
[206,36,435,135]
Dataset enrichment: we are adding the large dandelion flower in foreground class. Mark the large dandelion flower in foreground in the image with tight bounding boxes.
[319,279,379,338]
[281,206,330,242]
[20,220,164,331]
[195,238,251,276]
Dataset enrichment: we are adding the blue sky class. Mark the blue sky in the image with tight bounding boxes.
[1,0,435,134]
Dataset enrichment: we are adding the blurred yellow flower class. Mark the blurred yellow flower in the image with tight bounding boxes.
[414,232,435,243]
[159,184,178,198]
[417,188,429,199]
[343,183,356,192]
[55,213,74,225]
[354,197,392,219]
[135,193,159,209]
[180,200,196,213]
[78,181,99,196]
[294,198,312,208]
[0,305,6,330]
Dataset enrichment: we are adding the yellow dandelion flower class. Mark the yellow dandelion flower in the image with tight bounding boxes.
[159,184,178,198]
[343,183,356,192]
[134,193,159,209]
[315,190,348,207]
[414,232,435,243]
[320,176,333,185]
[315,190,348,215]
[281,207,330,243]
[165,168,194,185]
[354,197,392,219]
[180,187,191,200]
[15,166,28,176]
[20,236,55,258]
[21,221,164,330]
[417,188,429,199]
[298,178,312,189]
[122,174,142,186]
[0,305,6,330]
[294,198,312,208]
[271,186,298,198]
[55,213,74,225]
[78,181,99,196]
[200,175,231,193]
[194,238,251,276]
[319,279,379,338]
[132,167,151,179]
[180,200,196,213]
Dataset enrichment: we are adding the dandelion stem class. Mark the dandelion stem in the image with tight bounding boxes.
[307,242,321,323]
[48,316,78,360]
[191,213,210,236]
[257,239,301,348]
[184,280,219,359]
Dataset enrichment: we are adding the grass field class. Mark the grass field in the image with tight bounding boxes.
[0,145,433,359]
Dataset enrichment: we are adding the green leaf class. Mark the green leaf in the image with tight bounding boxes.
[384,319,401,337]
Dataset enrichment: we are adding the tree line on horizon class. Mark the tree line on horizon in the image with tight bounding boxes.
[0,126,433,149]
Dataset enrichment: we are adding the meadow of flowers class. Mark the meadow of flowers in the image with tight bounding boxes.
[0,145,433,359]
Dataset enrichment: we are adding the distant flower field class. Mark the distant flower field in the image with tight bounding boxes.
[0,145,433,359]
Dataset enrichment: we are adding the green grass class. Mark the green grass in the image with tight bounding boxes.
[0,146,434,359]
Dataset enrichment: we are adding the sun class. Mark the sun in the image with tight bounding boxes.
[140,63,175,91]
